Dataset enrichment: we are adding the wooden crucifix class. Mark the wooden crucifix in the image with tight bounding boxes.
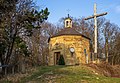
[84,3,107,62]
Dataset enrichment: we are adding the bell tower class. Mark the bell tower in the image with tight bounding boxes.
[64,14,72,28]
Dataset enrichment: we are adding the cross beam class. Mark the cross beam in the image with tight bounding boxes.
[84,12,107,20]
[84,3,107,62]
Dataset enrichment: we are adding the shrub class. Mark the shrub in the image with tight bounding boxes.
[58,55,65,65]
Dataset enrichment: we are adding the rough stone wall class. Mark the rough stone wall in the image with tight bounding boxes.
[49,35,90,65]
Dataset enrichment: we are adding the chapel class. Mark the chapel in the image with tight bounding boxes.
[48,15,91,65]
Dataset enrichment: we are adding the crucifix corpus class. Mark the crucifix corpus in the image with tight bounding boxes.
[84,3,107,63]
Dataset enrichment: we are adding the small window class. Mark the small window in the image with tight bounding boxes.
[84,49,86,54]
[66,21,69,26]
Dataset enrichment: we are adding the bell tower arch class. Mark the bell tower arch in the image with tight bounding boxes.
[64,14,72,28]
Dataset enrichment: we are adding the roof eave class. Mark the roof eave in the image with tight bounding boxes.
[51,34,91,40]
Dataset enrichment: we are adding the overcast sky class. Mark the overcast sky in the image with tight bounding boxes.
[34,0,120,27]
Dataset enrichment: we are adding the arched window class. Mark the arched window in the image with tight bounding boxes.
[66,21,68,26]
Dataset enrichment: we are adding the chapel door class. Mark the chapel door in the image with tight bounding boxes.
[54,52,60,65]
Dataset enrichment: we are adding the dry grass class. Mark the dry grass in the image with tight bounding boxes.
[88,62,120,77]
[1,64,120,83]
[0,67,37,83]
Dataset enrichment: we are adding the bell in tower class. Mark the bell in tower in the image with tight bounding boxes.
[64,14,72,28]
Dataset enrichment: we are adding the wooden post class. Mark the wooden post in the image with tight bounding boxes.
[94,3,98,62]
[5,67,7,76]
[84,3,107,63]
[12,66,14,74]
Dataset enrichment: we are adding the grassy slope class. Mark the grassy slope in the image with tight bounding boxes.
[20,65,120,83]
[1,65,120,83]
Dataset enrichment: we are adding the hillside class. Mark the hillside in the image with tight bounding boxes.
[1,64,120,83]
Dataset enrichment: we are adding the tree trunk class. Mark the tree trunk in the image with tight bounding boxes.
[20,57,26,74]
[0,57,5,75]
[5,27,17,65]
[112,55,115,65]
